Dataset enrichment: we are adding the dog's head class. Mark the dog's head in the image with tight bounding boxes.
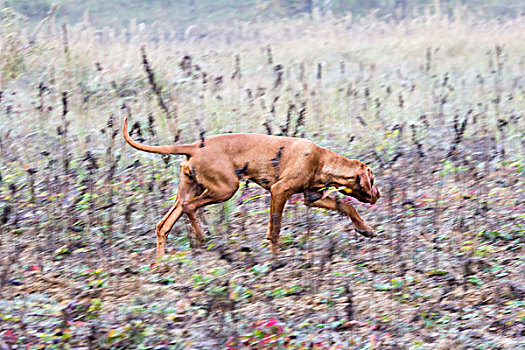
[337,161,381,204]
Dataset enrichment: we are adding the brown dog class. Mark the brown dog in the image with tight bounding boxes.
[123,118,381,256]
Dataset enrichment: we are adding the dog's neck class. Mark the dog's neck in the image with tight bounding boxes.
[316,152,360,186]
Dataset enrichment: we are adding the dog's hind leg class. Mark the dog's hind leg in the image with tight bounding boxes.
[186,211,205,247]
[304,196,374,237]
[155,171,204,257]
[181,176,240,246]
[182,179,240,212]
[155,199,184,257]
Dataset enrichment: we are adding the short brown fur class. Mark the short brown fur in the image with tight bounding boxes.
[123,118,381,256]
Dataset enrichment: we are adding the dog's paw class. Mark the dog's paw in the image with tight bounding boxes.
[269,243,280,255]
[356,227,375,238]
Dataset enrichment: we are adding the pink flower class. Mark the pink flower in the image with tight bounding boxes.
[3,330,18,343]
[266,318,279,327]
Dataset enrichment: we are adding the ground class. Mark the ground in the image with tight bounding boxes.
[0,6,523,349]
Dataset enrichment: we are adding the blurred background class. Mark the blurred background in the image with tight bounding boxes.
[0,1,523,349]
[5,0,525,28]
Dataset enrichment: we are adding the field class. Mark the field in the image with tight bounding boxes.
[0,6,524,349]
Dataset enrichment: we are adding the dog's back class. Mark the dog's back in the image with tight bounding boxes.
[189,133,319,190]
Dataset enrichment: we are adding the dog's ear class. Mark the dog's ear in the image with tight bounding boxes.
[357,167,372,193]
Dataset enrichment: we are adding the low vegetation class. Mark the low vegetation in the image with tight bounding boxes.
[0,4,523,349]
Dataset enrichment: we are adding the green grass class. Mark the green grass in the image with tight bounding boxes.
[0,6,523,349]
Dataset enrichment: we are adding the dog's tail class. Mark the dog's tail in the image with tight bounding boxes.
[122,117,194,156]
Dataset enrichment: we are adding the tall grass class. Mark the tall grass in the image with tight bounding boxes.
[0,6,523,348]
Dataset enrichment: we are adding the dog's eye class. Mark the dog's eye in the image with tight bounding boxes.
[371,178,374,186]
[355,175,361,185]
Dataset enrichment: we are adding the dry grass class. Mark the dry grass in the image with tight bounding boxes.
[0,8,524,349]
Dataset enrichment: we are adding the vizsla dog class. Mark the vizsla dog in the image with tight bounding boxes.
[123,118,381,257]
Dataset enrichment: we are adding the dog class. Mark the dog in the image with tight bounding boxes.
[123,117,381,257]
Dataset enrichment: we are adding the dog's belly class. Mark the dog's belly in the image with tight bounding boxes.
[232,160,276,190]
[232,159,308,192]
[247,175,274,191]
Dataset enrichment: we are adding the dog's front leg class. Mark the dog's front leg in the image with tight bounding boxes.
[306,197,374,237]
[268,184,295,254]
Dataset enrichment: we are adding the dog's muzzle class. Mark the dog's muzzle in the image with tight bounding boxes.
[338,185,381,204]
